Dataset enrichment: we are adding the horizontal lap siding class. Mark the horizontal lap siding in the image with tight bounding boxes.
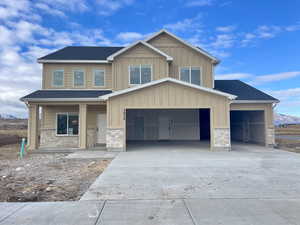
[148,33,214,88]
[43,63,112,89]
[108,82,229,129]
[112,44,169,90]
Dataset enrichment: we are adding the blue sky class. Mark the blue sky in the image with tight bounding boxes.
[0,0,300,117]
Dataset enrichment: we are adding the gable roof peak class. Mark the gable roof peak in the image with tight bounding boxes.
[145,29,220,64]
[107,40,173,61]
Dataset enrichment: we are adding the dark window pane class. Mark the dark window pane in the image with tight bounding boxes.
[141,65,151,84]
[68,115,79,135]
[130,66,140,84]
[191,68,201,85]
[180,67,190,83]
[57,114,67,134]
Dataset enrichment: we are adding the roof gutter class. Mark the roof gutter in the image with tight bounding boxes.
[37,59,110,64]
[20,98,106,102]
[232,100,280,104]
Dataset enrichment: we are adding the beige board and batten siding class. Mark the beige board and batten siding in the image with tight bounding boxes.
[147,32,214,88]
[42,63,112,89]
[112,43,169,90]
[107,81,230,128]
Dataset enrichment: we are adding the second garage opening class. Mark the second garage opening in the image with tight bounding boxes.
[230,110,265,145]
[126,109,211,149]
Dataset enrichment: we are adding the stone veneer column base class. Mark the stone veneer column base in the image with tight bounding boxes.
[106,128,125,152]
[266,127,275,148]
[212,128,231,151]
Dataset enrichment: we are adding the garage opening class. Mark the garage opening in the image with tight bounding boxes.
[126,109,211,150]
[230,110,265,145]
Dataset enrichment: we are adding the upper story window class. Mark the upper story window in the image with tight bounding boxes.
[180,67,202,86]
[93,69,105,87]
[52,70,64,87]
[73,70,85,87]
[129,65,152,85]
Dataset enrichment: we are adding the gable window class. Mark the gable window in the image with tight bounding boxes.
[57,113,78,136]
[129,65,152,85]
[52,70,64,87]
[73,70,84,87]
[93,69,105,87]
[180,67,202,86]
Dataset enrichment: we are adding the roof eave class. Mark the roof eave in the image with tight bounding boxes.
[37,59,110,64]
[232,100,280,104]
[21,97,106,102]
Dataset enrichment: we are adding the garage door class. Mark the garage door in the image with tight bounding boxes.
[230,110,265,145]
[126,109,210,142]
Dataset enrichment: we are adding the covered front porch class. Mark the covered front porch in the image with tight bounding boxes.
[26,102,107,150]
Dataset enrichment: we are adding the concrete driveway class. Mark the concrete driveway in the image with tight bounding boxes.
[81,143,300,200]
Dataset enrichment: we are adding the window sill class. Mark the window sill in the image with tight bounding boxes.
[56,135,79,137]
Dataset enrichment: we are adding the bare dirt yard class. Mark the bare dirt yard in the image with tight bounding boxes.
[0,144,111,202]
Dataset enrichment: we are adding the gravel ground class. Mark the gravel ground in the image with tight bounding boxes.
[0,152,111,202]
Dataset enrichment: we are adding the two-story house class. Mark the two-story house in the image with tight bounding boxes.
[21,30,279,151]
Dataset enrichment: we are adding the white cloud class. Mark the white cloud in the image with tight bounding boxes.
[249,71,300,85]
[215,73,252,80]
[35,3,66,18]
[96,0,134,15]
[116,32,144,42]
[211,34,235,48]
[164,14,202,32]
[185,0,214,7]
[216,25,236,32]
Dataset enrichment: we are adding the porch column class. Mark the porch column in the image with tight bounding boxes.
[79,103,87,149]
[27,104,39,150]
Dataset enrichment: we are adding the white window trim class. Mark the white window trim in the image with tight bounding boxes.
[128,64,153,86]
[72,69,85,88]
[52,69,64,87]
[93,69,106,87]
[179,66,202,86]
[56,112,79,136]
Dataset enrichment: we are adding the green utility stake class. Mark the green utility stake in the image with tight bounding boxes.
[20,138,26,159]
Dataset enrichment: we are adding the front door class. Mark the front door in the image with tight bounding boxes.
[97,113,107,144]
[159,116,170,140]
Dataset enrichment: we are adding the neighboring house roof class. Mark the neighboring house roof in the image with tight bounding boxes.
[20,90,112,102]
[214,80,279,102]
[100,77,237,100]
[38,46,124,63]
[145,29,220,64]
[107,41,173,61]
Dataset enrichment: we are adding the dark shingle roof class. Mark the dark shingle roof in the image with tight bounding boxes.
[214,80,278,101]
[38,46,124,60]
[21,90,112,100]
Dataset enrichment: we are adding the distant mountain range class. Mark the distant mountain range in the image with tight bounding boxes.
[0,114,18,119]
[274,113,300,125]
[0,113,300,125]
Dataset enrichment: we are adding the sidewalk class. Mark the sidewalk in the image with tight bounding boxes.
[1,199,300,225]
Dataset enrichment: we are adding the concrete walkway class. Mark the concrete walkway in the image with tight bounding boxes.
[81,143,300,200]
[1,199,300,225]
[66,150,119,159]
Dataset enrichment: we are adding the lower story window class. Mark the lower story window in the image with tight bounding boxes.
[57,113,79,135]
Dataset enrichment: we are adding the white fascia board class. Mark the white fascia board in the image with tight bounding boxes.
[232,100,280,104]
[145,29,219,64]
[20,98,104,102]
[107,41,173,61]
[37,59,110,63]
[100,77,237,100]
